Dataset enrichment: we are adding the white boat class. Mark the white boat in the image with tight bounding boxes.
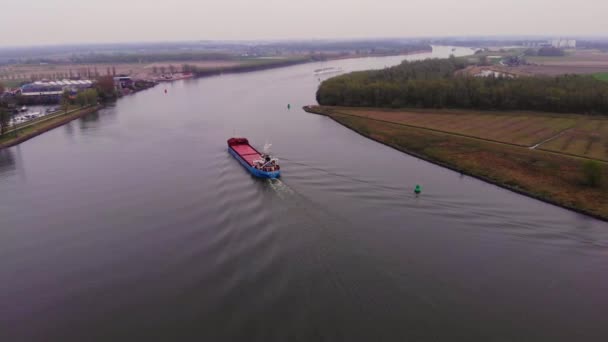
[23,112,41,119]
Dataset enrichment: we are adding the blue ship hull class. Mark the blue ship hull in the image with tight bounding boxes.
[228,147,281,179]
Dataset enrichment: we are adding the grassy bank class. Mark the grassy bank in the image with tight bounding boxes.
[190,57,310,77]
[0,105,102,150]
[304,105,608,221]
[594,72,608,82]
[314,107,608,161]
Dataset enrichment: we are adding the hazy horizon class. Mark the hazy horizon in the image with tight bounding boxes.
[2,0,607,46]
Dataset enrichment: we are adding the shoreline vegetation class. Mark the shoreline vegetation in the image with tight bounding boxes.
[0,44,433,86]
[316,57,608,114]
[186,48,433,78]
[303,105,608,221]
[186,57,311,77]
[0,46,433,149]
[0,105,102,150]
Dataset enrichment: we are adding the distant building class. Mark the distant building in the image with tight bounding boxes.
[551,39,576,48]
[20,79,93,97]
[113,76,133,89]
[523,42,545,48]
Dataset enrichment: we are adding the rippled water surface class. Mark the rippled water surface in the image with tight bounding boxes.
[1,47,608,341]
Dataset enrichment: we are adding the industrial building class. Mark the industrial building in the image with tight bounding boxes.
[551,39,576,48]
[523,39,576,49]
[20,79,94,97]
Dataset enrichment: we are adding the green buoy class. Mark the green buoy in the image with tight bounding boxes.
[287,104,291,110]
[414,184,422,194]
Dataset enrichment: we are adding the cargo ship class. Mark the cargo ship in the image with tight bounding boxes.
[227,138,281,178]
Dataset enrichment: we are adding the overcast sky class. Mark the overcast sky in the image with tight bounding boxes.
[1,0,607,46]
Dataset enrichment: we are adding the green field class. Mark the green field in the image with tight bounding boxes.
[305,105,608,220]
[540,119,608,160]
[324,107,608,160]
[594,73,608,82]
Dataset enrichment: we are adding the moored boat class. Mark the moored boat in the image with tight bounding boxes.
[227,138,281,178]
[155,73,195,82]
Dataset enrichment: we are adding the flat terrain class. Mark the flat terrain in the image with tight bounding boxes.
[520,50,608,75]
[306,106,608,220]
[326,107,608,161]
[0,57,301,84]
[594,72,608,82]
[540,119,608,160]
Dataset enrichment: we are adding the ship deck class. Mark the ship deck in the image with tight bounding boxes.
[231,144,261,166]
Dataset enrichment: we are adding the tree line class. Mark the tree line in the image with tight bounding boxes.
[524,47,565,56]
[316,57,608,114]
[21,52,235,65]
[0,89,8,135]
[577,40,608,52]
[182,57,309,77]
[0,81,8,134]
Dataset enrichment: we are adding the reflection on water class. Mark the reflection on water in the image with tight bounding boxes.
[63,120,75,136]
[0,149,15,174]
[79,111,100,130]
[81,111,100,123]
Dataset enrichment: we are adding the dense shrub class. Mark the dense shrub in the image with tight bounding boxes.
[582,160,604,187]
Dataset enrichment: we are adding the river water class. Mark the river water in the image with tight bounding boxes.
[1,47,607,341]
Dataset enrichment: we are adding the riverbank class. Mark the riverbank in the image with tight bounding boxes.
[3,49,435,89]
[0,105,102,150]
[317,48,433,62]
[189,57,310,78]
[188,50,425,78]
[189,49,433,78]
[304,105,608,221]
